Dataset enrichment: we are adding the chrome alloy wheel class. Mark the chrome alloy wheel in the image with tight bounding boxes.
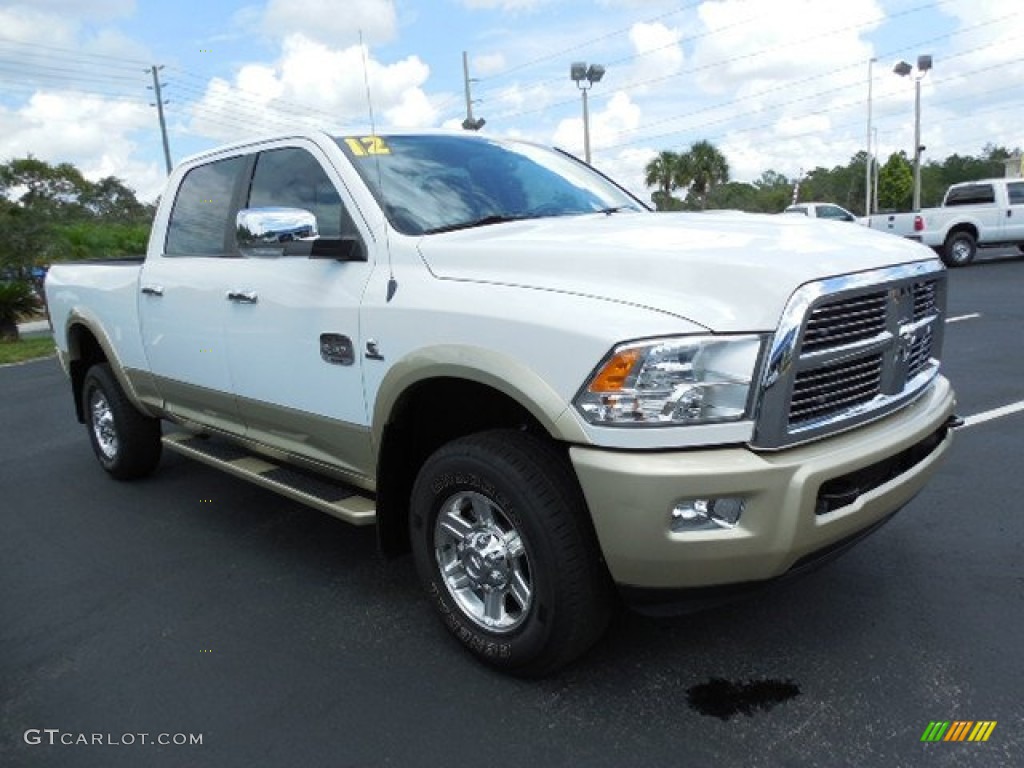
[433,491,532,633]
[89,388,118,460]
[951,238,972,263]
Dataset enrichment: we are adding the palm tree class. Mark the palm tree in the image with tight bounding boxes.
[0,280,40,342]
[644,151,681,210]
[684,140,730,209]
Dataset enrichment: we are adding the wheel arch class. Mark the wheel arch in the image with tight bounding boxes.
[944,221,979,244]
[65,314,152,423]
[372,348,589,557]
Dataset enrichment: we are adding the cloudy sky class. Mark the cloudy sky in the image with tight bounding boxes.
[0,0,1020,201]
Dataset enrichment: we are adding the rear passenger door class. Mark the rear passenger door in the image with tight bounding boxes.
[1004,181,1024,243]
[222,141,376,478]
[139,153,248,435]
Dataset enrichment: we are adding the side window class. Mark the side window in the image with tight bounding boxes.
[247,147,351,239]
[165,156,246,256]
[1007,182,1024,205]
[946,185,995,206]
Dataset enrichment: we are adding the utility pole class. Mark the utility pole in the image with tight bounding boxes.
[461,52,485,131]
[147,65,173,174]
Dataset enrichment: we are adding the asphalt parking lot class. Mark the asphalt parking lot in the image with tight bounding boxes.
[2,252,1022,768]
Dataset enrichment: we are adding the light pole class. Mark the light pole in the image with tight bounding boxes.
[894,54,932,211]
[872,126,879,213]
[570,61,605,164]
[865,57,876,215]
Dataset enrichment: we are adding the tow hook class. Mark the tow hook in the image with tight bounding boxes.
[946,414,966,430]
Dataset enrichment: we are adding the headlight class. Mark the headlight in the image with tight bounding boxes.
[574,335,764,426]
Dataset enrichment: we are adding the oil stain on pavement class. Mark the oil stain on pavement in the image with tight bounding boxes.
[687,678,801,720]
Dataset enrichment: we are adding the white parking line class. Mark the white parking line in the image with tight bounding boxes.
[946,313,981,324]
[962,401,1024,428]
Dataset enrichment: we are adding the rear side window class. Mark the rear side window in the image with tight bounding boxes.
[819,205,851,220]
[165,156,246,255]
[945,184,995,206]
[1008,182,1024,205]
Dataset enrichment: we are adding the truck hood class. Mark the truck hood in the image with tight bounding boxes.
[417,211,935,332]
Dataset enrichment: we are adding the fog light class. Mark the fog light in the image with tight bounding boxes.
[671,497,745,532]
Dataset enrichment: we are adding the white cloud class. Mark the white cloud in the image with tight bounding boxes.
[0,90,165,200]
[7,0,134,18]
[259,0,397,45]
[626,21,683,92]
[187,35,437,140]
[472,53,507,77]
[552,90,641,158]
[690,0,880,93]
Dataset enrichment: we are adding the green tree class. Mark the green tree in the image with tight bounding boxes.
[752,170,793,212]
[645,151,686,210]
[682,140,729,210]
[705,181,757,211]
[876,151,914,211]
[0,157,153,274]
[0,280,40,342]
[0,156,90,219]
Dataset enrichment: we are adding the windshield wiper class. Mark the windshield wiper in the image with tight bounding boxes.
[423,214,538,235]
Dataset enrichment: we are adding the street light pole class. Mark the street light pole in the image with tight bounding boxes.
[872,126,879,213]
[570,61,605,164]
[865,57,876,216]
[581,86,591,164]
[913,75,922,211]
[894,54,932,211]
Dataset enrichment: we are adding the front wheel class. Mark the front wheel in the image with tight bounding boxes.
[82,363,162,480]
[942,230,976,267]
[409,430,612,677]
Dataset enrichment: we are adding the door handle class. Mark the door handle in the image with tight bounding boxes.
[226,290,259,304]
[141,285,164,296]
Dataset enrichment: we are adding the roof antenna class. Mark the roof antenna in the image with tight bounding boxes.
[359,30,397,302]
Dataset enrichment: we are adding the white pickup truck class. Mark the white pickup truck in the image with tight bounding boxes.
[45,130,957,676]
[865,177,1024,266]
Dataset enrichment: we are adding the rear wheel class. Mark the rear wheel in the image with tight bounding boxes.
[409,430,612,677]
[942,230,976,267]
[82,363,162,480]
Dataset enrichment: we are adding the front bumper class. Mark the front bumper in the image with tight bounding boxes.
[570,375,955,595]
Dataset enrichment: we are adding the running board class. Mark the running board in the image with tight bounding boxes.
[162,433,376,526]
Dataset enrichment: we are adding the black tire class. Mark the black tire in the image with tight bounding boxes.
[81,363,162,480]
[409,430,612,677]
[942,230,976,267]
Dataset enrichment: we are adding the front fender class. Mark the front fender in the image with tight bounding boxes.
[370,344,588,453]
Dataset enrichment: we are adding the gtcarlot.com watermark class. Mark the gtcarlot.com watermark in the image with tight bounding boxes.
[24,729,203,747]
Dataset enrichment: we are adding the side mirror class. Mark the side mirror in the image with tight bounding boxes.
[236,207,318,258]
[236,207,367,262]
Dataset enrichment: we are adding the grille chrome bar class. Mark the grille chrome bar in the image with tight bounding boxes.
[753,260,947,450]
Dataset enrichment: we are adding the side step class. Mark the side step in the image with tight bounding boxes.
[162,433,376,526]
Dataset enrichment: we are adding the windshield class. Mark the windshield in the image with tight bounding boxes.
[335,134,645,235]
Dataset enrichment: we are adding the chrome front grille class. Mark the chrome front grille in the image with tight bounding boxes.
[802,291,887,353]
[789,353,883,425]
[754,261,947,449]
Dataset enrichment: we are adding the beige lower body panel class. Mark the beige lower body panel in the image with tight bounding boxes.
[571,376,956,590]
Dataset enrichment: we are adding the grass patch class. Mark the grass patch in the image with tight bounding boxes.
[0,336,56,365]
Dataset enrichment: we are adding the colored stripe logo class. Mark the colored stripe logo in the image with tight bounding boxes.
[921,721,997,742]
